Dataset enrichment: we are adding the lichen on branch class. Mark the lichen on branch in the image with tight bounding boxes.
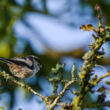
[72,4,110,110]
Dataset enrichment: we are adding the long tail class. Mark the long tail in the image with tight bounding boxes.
[0,57,12,64]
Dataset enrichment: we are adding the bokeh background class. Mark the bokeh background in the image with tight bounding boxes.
[0,0,110,110]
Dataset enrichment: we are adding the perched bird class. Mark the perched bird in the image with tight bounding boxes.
[0,55,42,79]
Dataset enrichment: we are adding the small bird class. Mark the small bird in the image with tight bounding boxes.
[0,55,42,79]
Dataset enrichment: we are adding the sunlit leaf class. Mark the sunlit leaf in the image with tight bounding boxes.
[80,25,86,31]
[80,24,95,31]
[107,71,110,75]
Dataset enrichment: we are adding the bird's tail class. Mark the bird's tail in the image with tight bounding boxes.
[0,57,12,64]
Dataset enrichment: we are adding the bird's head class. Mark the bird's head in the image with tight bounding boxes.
[26,55,42,69]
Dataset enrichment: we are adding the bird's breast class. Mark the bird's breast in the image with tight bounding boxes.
[8,64,35,78]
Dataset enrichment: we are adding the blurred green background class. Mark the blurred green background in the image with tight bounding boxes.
[0,0,110,110]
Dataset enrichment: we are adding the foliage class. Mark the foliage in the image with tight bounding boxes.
[0,107,5,110]
[80,24,95,31]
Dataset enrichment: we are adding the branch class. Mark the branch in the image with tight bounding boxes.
[72,4,110,110]
[46,80,75,110]
[0,71,46,100]
[82,101,110,108]
[46,64,76,110]
[89,72,110,86]
[96,73,110,84]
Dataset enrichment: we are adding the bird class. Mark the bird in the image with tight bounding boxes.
[0,55,42,79]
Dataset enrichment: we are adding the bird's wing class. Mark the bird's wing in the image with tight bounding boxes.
[0,57,12,63]
[9,57,33,67]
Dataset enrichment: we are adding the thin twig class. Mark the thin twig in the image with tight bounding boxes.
[71,64,75,80]
[46,64,76,110]
[46,80,75,110]
[96,73,110,84]
[0,71,46,100]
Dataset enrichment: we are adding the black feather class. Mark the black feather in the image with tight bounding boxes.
[0,57,34,69]
[8,59,34,69]
[0,57,12,64]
